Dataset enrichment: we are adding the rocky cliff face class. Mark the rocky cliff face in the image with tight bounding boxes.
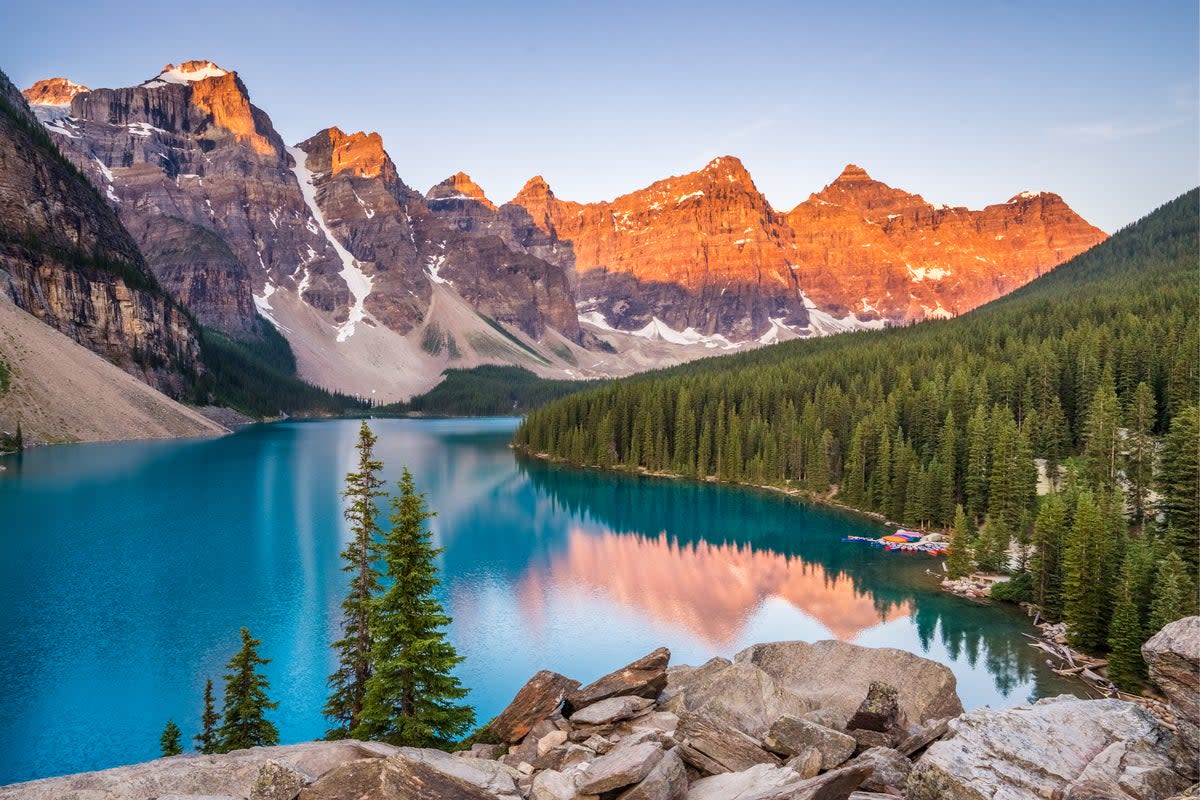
[0,69,201,396]
[511,159,1106,338]
[511,157,810,341]
[22,61,347,338]
[786,164,1108,319]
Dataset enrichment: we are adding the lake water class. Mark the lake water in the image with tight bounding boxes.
[0,417,1077,784]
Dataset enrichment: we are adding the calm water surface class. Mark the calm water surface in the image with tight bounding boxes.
[0,418,1076,784]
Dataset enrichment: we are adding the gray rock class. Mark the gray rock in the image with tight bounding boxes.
[565,648,671,715]
[575,741,665,795]
[801,709,848,732]
[895,717,949,757]
[667,661,812,737]
[394,748,522,799]
[674,711,781,775]
[538,730,570,756]
[529,769,578,800]
[850,748,910,793]
[1143,616,1200,773]
[785,748,823,779]
[251,760,308,800]
[686,762,872,800]
[570,696,656,726]
[735,640,962,729]
[467,743,505,760]
[0,741,396,800]
[844,683,898,734]
[661,657,733,707]
[847,728,897,753]
[907,696,1189,800]
[615,747,687,800]
[762,716,856,768]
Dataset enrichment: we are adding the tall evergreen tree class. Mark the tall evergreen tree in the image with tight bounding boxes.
[1149,547,1198,632]
[1063,493,1107,653]
[1107,544,1150,691]
[325,421,387,738]
[1157,405,1199,573]
[945,504,974,579]
[160,719,182,757]
[217,627,279,752]
[355,468,474,747]
[1031,493,1067,617]
[194,678,219,754]
[1081,371,1121,490]
[1124,382,1157,527]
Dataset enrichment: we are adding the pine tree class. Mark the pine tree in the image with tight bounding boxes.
[355,468,474,747]
[1149,547,1198,632]
[1063,493,1107,653]
[217,627,279,752]
[1158,405,1199,573]
[1031,493,1067,617]
[974,514,1011,573]
[1124,382,1157,527]
[1107,548,1148,691]
[1081,372,1121,491]
[160,719,182,757]
[194,677,219,754]
[325,421,387,738]
[945,504,974,579]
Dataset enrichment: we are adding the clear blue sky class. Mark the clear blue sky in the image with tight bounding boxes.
[4,0,1197,232]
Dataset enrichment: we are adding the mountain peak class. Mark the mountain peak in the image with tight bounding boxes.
[324,128,388,179]
[834,164,873,183]
[701,155,753,186]
[142,60,230,88]
[22,77,90,107]
[427,172,495,210]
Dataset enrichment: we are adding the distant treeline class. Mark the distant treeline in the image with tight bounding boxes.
[515,190,1200,689]
[378,365,602,417]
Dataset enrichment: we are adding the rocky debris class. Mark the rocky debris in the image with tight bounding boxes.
[1143,616,1200,773]
[906,695,1190,800]
[488,670,582,743]
[762,716,856,769]
[564,647,670,714]
[735,640,963,729]
[8,641,1195,800]
[849,748,911,793]
[844,683,899,734]
[570,695,656,726]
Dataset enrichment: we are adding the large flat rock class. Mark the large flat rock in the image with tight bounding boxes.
[565,648,670,715]
[0,741,398,800]
[906,696,1189,800]
[735,640,962,729]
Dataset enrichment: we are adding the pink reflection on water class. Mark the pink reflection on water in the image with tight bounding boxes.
[513,528,911,647]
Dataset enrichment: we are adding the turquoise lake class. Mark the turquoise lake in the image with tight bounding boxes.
[0,417,1077,784]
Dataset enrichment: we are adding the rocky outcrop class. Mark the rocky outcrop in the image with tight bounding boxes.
[21,77,88,109]
[1143,615,1200,775]
[0,68,202,395]
[906,696,1189,800]
[7,640,1195,800]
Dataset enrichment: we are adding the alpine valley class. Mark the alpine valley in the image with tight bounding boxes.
[2,59,1107,430]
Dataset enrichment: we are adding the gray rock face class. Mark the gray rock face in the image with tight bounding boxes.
[849,748,910,793]
[0,741,397,800]
[762,716,856,769]
[1143,616,1200,769]
[570,696,656,726]
[735,640,963,729]
[844,683,898,734]
[687,761,872,800]
[574,741,664,795]
[906,696,1189,800]
[674,711,781,775]
[666,661,811,738]
[614,747,686,800]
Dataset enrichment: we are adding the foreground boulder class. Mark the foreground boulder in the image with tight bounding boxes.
[906,695,1190,800]
[487,670,581,743]
[564,647,670,714]
[1143,615,1200,775]
[735,641,963,729]
[0,740,399,800]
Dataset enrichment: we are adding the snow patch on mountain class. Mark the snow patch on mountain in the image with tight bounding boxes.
[287,145,373,343]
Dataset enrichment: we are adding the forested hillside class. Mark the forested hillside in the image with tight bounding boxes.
[515,190,1199,687]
